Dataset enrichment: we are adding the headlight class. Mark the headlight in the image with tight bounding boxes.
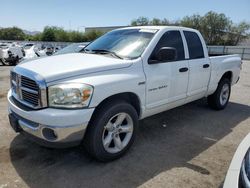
[48,83,93,108]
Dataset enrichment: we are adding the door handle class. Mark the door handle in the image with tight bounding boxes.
[203,64,210,68]
[179,67,188,72]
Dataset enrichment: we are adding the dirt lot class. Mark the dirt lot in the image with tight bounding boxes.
[0,61,250,188]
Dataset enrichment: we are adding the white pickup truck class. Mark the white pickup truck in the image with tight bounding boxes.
[8,26,241,161]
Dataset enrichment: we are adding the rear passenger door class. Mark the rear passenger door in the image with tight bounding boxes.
[184,31,211,97]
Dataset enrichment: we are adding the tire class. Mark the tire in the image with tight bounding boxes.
[9,56,19,66]
[84,100,138,162]
[14,56,19,66]
[0,59,7,66]
[207,78,231,110]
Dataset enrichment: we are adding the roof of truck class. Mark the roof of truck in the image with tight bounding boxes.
[116,25,198,32]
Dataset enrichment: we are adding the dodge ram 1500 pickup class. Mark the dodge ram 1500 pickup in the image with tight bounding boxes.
[8,26,242,161]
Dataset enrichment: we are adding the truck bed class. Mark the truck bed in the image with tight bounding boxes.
[208,54,241,92]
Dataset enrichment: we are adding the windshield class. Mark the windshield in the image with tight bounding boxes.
[84,29,157,59]
[54,43,88,55]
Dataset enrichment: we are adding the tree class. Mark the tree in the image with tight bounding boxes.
[131,17,173,26]
[179,11,250,45]
[180,14,203,31]
[232,22,250,45]
[84,30,104,41]
[130,12,250,45]
[0,27,26,40]
[161,18,170,25]
[32,26,103,42]
[41,26,56,41]
[201,11,232,45]
[131,17,149,26]
[25,33,42,41]
[150,18,162,25]
[69,31,86,42]
[55,28,69,42]
[180,12,232,44]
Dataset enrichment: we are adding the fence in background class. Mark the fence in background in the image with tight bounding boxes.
[208,46,250,60]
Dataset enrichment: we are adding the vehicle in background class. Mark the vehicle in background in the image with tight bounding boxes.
[54,46,62,53]
[224,133,250,188]
[22,43,36,59]
[54,42,88,55]
[45,44,54,56]
[0,43,24,65]
[241,149,250,188]
[20,43,87,64]
[8,26,242,161]
[22,43,47,62]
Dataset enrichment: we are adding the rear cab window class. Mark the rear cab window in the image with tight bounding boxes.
[184,31,204,59]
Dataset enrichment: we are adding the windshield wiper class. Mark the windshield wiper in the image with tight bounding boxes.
[89,49,123,59]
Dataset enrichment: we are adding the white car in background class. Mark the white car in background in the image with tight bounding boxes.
[224,133,250,188]
[20,43,87,64]
[22,43,47,61]
[53,42,88,55]
[0,42,24,65]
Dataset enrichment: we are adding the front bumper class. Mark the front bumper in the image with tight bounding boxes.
[7,90,95,147]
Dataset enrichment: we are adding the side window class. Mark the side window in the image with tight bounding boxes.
[184,31,204,59]
[150,31,185,61]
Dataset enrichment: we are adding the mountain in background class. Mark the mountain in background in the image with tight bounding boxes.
[0,26,41,36]
[22,30,41,36]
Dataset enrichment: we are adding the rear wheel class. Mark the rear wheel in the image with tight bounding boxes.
[84,100,138,162]
[207,78,231,110]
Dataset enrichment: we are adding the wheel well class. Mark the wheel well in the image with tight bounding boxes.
[220,71,232,83]
[92,92,141,117]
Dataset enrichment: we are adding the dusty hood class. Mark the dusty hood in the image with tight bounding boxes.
[17,53,131,82]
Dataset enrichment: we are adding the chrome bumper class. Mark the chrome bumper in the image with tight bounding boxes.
[7,90,94,147]
[9,109,87,146]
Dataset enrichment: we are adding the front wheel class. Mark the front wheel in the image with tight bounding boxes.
[84,101,138,162]
[14,56,19,65]
[207,78,231,110]
[0,59,7,66]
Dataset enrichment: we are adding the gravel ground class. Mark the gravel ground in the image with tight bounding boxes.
[0,61,250,188]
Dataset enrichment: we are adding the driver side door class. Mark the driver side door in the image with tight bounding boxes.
[144,30,189,109]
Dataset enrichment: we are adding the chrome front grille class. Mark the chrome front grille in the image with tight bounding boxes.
[10,71,18,94]
[21,89,39,106]
[11,71,17,81]
[21,76,39,91]
[10,68,47,109]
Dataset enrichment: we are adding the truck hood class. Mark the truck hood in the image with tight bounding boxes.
[17,53,132,82]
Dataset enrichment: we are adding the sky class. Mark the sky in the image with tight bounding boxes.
[1,0,250,31]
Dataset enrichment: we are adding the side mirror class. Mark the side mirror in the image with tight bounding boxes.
[149,47,177,64]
